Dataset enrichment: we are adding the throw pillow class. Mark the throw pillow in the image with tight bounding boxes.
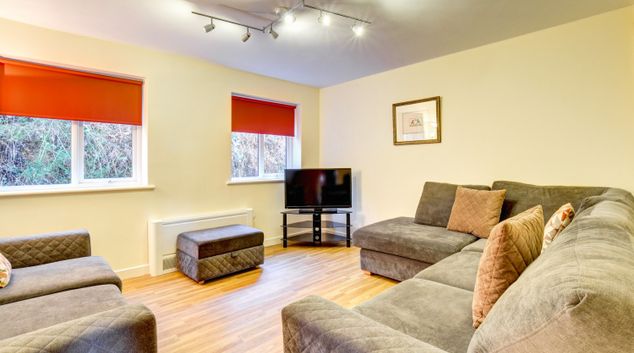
[0,252,11,288]
[472,205,544,329]
[414,182,491,227]
[447,187,506,238]
[541,203,575,253]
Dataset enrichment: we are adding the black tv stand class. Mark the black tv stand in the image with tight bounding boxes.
[282,209,352,247]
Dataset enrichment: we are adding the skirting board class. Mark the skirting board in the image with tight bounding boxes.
[115,264,150,280]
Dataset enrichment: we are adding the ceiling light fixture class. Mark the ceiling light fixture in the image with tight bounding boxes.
[318,11,331,26]
[269,26,279,39]
[352,23,365,37]
[283,11,296,24]
[203,19,215,33]
[242,28,251,42]
[192,1,371,43]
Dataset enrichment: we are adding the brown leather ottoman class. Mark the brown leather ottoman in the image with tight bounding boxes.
[176,225,264,283]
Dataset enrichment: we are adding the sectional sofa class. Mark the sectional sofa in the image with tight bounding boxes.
[282,181,634,353]
[0,230,157,353]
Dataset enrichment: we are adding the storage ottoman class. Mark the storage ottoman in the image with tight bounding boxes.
[177,224,264,283]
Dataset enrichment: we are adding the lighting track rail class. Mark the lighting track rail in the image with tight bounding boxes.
[192,0,372,42]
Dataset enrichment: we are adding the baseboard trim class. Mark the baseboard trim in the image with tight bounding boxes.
[264,237,282,247]
[116,264,149,279]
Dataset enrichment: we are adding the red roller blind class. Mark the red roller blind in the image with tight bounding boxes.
[232,95,296,137]
[0,58,143,125]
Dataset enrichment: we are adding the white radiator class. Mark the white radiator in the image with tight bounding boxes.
[147,208,254,276]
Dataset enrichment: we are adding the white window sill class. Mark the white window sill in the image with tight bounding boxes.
[0,184,156,198]
[227,178,284,185]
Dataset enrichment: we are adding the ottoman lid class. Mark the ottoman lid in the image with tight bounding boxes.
[177,224,264,259]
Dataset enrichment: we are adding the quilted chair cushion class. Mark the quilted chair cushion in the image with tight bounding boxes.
[0,230,91,269]
[0,256,122,305]
[0,304,157,353]
[472,206,544,328]
[0,285,126,340]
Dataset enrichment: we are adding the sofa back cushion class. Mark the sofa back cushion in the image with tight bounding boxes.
[492,180,606,221]
[468,188,634,353]
[415,182,491,227]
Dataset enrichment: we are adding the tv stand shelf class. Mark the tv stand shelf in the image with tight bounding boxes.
[281,209,352,248]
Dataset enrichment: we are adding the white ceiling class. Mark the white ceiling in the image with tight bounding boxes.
[0,0,632,87]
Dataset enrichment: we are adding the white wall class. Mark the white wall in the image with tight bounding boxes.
[0,18,320,276]
[320,7,634,226]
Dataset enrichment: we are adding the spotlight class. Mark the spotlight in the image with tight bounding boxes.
[269,26,279,39]
[318,12,331,26]
[203,19,215,33]
[241,28,251,42]
[352,23,365,37]
[283,11,296,24]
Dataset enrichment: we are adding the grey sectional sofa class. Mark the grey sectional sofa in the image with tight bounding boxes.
[0,229,157,353]
[282,181,634,353]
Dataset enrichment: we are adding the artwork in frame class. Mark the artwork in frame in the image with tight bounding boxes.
[392,96,441,145]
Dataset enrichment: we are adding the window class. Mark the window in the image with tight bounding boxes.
[230,95,298,182]
[0,115,141,190]
[0,57,144,192]
[231,132,291,179]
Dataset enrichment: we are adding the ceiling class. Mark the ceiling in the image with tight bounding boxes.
[0,0,632,87]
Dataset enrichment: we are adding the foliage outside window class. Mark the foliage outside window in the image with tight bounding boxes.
[231,132,290,180]
[0,115,140,190]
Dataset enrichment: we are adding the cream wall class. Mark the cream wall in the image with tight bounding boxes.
[320,7,634,226]
[0,19,320,274]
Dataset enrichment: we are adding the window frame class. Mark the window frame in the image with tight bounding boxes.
[229,94,301,184]
[0,117,144,192]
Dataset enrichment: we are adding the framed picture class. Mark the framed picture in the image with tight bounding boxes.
[392,96,441,145]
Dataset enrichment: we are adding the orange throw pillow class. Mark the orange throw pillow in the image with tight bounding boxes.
[447,187,506,238]
[472,205,544,328]
[541,203,575,253]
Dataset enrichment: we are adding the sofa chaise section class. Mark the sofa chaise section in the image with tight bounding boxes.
[353,217,477,281]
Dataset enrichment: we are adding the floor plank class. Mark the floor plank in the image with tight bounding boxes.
[123,245,397,353]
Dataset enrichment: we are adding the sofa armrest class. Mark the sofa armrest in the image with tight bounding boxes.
[0,229,91,268]
[282,296,448,353]
[0,304,157,353]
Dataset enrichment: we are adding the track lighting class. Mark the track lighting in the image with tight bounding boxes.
[192,1,372,43]
[352,23,365,37]
[318,11,331,26]
[203,19,215,33]
[242,28,251,42]
[269,26,279,40]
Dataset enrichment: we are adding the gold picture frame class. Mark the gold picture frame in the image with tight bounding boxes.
[392,96,441,145]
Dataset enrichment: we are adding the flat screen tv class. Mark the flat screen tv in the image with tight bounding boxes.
[285,168,352,209]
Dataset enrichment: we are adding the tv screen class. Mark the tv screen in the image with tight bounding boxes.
[285,168,352,209]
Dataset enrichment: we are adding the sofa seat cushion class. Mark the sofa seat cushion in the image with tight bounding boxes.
[353,217,477,264]
[0,284,126,340]
[0,256,121,305]
[461,238,487,253]
[354,279,475,353]
[415,251,482,291]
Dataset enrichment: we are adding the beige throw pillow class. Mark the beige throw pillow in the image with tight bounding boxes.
[0,252,11,288]
[541,203,575,253]
[447,187,506,238]
[472,205,544,328]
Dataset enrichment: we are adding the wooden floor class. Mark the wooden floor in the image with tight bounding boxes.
[123,245,397,353]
